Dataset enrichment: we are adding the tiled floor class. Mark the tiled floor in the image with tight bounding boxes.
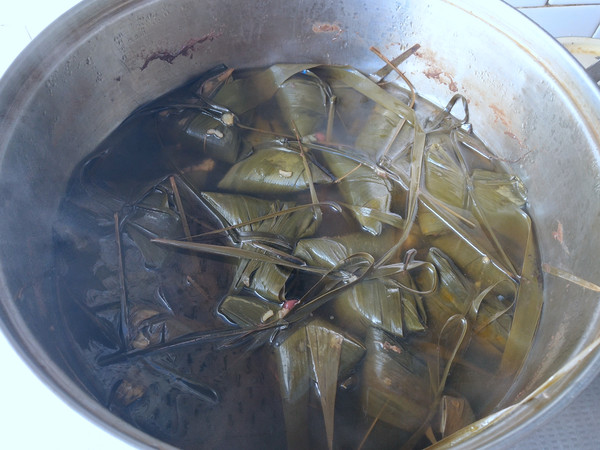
[508,0,600,37]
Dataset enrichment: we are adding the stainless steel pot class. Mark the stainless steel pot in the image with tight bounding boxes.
[1,0,600,448]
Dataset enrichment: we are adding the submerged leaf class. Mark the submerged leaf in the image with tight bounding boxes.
[333,280,405,337]
[213,64,318,115]
[306,324,343,450]
[274,318,365,449]
[200,191,320,241]
[424,142,467,208]
[433,395,475,439]
[317,64,426,244]
[275,71,329,137]
[218,147,333,195]
[361,328,431,432]
[124,186,182,269]
[423,247,515,354]
[294,230,397,267]
[199,191,323,301]
[321,153,393,235]
[219,295,280,326]
[422,248,473,334]
[274,325,311,450]
[233,254,291,302]
[422,201,516,285]
[471,169,527,210]
[155,108,242,165]
[354,104,403,161]
[295,232,429,337]
[498,212,543,378]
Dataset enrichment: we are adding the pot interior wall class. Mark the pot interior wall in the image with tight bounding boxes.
[1,0,600,447]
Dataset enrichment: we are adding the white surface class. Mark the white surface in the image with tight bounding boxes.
[519,4,600,37]
[507,0,547,7]
[1,5,134,450]
[1,1,600,449]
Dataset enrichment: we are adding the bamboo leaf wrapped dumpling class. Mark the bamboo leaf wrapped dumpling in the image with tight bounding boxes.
[212,64,318,116]
[471,169,527,211]
[200,191,321,241]
[273,318,365,450]
[275,70,329,138]
[218,146,333,195]
[218,295,280,327]
[360,327,431,432]
[431,394,475,440]
[354,104,404,161]
[424,142,467,208]
[124,185,183,269]
[200,192,322,301]
[421,247,515,352]
[155,108,242,165]
[294,231,428,338]
[306,324,343,450]
[333,280,410,338]
[321,153,393,235]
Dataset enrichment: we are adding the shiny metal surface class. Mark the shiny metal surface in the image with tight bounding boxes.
[1,0,599,448]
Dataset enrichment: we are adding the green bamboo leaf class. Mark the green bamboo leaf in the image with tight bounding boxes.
[471,169,527,210]
[325,154,393,235]
[422,248,473,334]
[294,234,430,337]
[274,323,311,450]
[200,191,323,241]
[327,83,374,142]
[182,111,240,164]
[401,315,469,450]
[294,230,396,268]
[424,142,467,208]
[445,131,518,276]
[306,323,343,450]
[219,295,280,327]
[124,186,182,269]
[199,191,324,301]
[231,251,291,302]
[288,253,375,324]
[470,181,531,270]
[275,318,365,450]
[151,238,326,274]
[360,328,431,432]
[354,104,403,161]
[218,147,333,195]
[314,66,416,121]
[334,280,405,338]
[423,201,516,283]
[312,65,426,251]
[434,395,475,439]
[498,211,543,378]
[429,334,600,448]
[213,64,318,115]
[155,108,242,165]
[371,261,438,295]
[275,71,329,137]
[375,116,426,266]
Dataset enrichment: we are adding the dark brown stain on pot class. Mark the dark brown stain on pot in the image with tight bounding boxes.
[141,32,221,71]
